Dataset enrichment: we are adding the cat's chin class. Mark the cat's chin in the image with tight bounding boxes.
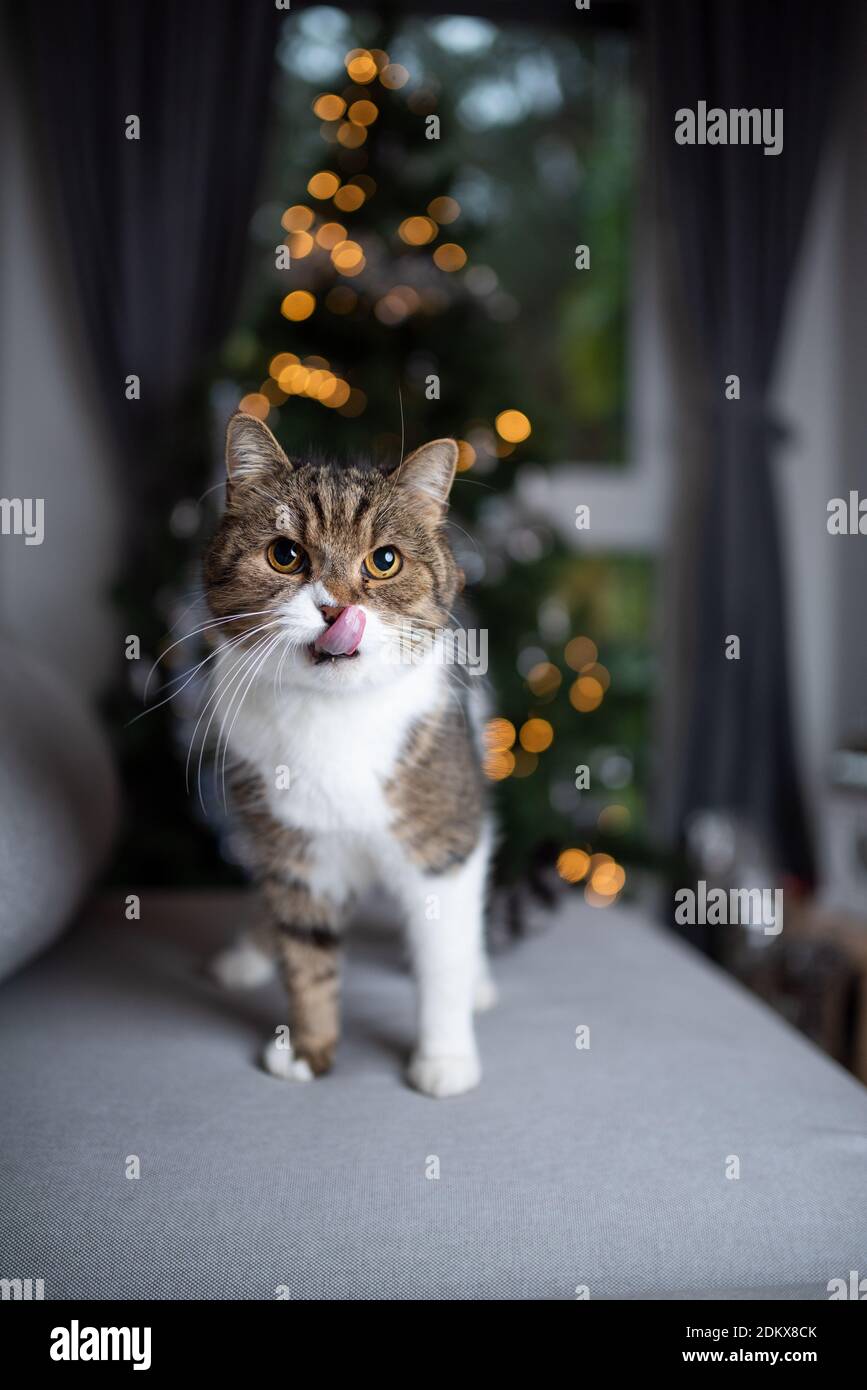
[307,643,360,667]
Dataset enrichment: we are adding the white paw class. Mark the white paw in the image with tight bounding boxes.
[408,1051,481,1099]
[262,1037,313,1083]
[210,941,276,989]
[473,975,498,1012]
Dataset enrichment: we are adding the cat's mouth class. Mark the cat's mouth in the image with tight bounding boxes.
[309,605,366,665]
[307,644,359,666]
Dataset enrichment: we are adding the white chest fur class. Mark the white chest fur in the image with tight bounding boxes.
[213,647,442,841]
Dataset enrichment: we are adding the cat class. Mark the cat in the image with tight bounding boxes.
[203,412,495,1098]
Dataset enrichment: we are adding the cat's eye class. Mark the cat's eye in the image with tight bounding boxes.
[267,537,307,575]
[364,545,402,579]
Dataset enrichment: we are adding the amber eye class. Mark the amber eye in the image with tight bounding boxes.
[364,545,402,579]
[267,537,307,574]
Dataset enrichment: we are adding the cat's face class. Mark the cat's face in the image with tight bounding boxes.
[203,414,462,692]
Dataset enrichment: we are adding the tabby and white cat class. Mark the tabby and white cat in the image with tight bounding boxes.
[204,412,495,1098]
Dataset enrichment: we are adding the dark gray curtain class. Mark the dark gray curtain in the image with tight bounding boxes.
[650,0,851,885]
[16,0,279,517]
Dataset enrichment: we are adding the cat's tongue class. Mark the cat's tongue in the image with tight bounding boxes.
[314,605,366,657]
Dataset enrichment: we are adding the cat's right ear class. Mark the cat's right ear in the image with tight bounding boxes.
[225,412,292,496]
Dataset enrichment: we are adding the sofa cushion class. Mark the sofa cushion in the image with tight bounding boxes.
[0,635,118,982]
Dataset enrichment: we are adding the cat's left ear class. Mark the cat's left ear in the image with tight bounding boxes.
[225,412,292,493]
[393,439,459,522]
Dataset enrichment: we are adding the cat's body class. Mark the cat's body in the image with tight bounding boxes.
[203,414,494,1097]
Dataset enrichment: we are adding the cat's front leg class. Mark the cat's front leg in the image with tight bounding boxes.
[260,873,343,1081]
[401,839,490,1099]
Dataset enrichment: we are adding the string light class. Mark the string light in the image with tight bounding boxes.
[238,392,269,420]
[495,409,532,443]
[334,184,365,212]
[280,291,316,322]
[519,718,554,753]
[398,216,437,246]
[307,171,340,199]
[312,94,346,121]
[348,100,378,126]
[569,676,604,712]
[433,242,467,272]
[557,849,590,883]
[345,49,378,83]
[427,196,460,224]
[281,205,314,232]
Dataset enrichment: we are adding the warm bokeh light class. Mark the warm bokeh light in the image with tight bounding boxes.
[495,409,532,443]
[590,861,626,895]
[331,239,365,272]
[569,675,604,712]
[307,170,340,200]
[484,747,515,781]
[519,718,554,753]
[428,196,461,224]
[557,848,591,884]
[398,216,437,246]
[456,439,476,472]
[526,661,562,697]
[380,62,410,90]
[433,242,467,272]
[315,221,347,250]
[281,204,314,232]
[287,230,314,258]
[322,378,351,408]
[565,636,598,671]
[278,364,309,393]
[334,184,365,212]
[484,717,516,751]
[269,352,299,379]
[348,100,378,126]
[325,285,358,314]
[337,121,367,148]
[238,392,269,421]
[312,94,346,121]
[280,290,316,322]
[345,49,378,83]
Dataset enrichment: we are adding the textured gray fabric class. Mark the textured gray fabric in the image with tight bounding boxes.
[1,891,866,1300]
[0,635,118,982]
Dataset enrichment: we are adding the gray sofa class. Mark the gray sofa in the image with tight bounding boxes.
[2,889,866,1300]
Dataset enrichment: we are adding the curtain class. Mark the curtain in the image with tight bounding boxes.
[649,0,851,885]
[17,0,280,518]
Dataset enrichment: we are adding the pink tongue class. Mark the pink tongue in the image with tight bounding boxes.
[314,605,366,656]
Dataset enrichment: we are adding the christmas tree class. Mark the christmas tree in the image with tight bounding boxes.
[219,23,654,907]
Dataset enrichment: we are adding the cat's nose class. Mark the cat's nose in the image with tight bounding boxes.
[319,604,344,624]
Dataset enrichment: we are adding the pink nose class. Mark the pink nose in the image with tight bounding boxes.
[313,604,366,656]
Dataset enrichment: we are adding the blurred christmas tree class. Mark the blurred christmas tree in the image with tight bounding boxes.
[218,21,655,906]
